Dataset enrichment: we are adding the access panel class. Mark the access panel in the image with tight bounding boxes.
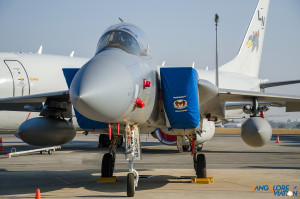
[4,60,30,96]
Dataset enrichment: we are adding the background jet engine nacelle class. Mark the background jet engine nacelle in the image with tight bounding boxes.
[18,117,76,146]
[152,119,215,146]
[151,129,177,146]
[241,117,272,147]
[194,119,215,144]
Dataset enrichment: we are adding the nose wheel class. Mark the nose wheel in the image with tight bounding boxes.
[127,173,135,197]
[127,168,139,197]
[125,124,141,197]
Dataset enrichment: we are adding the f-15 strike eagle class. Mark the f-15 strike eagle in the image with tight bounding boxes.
[0,0,300,197]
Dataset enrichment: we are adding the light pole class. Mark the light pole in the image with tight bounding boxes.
[215,14,219,88]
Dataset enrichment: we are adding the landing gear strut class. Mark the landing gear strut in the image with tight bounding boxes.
[182,145,189,152]
[125,124,141,197]
[101,135,122,177]
[189,134,207,178]
[98,134,123,148]
[98,134,111,148]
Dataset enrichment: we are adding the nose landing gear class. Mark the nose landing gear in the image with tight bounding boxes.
[101,135,122,178]
[188,134,207,179]
[125,124,141,197]
[99,124,141,197]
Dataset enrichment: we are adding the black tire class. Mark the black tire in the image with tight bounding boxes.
[182,145,189,152]
[111,153,116,172]
[48,150,52,155]
[196,154,207,178]
[40,151,43,154]
[101,153,114,177]
[117,137,123,148]
[127,173,135,197]
[193,154,197,171]
[99,134,111,148]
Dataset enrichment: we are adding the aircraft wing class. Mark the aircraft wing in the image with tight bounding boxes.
[224,102,277,110]
[260,79,300,89]
[219,89,300,112]
[0,90,69,104]
[0,90,70,116]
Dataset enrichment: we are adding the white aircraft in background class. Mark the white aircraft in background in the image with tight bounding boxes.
[1,0,300,197]
[0,49,88,133]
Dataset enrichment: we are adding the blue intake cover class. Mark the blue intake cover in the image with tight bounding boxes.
[160,67,199,129]
[62,68,107,130]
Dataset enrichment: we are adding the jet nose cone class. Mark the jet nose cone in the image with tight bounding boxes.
[70,53,134,122]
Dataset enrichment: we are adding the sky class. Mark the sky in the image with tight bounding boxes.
[0,0,299,121]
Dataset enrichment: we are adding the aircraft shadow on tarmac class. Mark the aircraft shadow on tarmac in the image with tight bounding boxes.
[203,150,299,154]
[246,165,300,170]
[0,169,186,197]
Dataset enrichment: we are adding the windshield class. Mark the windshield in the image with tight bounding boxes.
[96,30,140,56]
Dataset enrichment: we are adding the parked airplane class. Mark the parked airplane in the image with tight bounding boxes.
[1,0,300,197]
[0,50,88,133]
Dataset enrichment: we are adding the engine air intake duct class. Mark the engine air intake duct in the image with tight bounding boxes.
[160,67,199,129]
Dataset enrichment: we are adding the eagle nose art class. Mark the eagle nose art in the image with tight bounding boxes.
[69,55,133,122]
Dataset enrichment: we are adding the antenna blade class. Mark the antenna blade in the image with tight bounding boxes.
[70,51,75,58]
[38,45,43,55]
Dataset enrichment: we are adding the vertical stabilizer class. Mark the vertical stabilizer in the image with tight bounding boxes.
[220,0,270,77]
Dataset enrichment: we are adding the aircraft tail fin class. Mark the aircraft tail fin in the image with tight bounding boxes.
[220,0,270,78]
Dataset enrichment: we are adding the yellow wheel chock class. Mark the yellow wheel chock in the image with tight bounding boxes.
[191,177,214,184]
[97,176,117,183]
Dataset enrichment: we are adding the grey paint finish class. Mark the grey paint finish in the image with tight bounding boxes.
[241,117,272,147]
[70,49,134,122]
[18,117,76,146]
[70,48,158,124]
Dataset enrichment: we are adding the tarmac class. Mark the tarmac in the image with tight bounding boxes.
[0,133,300,198]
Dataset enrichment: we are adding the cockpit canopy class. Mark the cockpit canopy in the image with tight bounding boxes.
[96,23,150,56]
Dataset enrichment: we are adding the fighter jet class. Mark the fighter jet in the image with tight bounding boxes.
[1,0,300,197]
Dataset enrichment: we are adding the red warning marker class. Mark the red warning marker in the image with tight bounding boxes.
[35,188,41,199]
[135,97,145,108]
[0,137,4,151]
[108,124,112,140]
[143,79,151,89]
[275,134,280,144]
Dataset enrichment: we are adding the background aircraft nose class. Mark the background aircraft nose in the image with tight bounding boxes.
[70,54,134,122]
